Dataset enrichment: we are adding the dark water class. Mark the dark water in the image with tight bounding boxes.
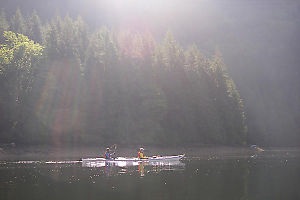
[1,151,300,200]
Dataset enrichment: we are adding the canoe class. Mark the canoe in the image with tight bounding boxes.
[82,154,185,162]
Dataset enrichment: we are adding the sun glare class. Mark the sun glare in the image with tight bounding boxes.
[111,0,173,14]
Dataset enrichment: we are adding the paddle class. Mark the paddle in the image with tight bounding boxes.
[110,144,117,158]
[110,144,117,151]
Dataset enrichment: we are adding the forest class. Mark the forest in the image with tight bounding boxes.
[0,0,299,147]
[0,8,246,146]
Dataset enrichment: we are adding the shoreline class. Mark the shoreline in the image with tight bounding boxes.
[0,145,299,161]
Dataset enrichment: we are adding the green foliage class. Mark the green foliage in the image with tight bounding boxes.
[0,31,43,78]
[10,8,26,35]
[154,31,185,72]
[209,52,247,144]
[0,30,44,143]
[27,10,43,43]
[0,9,9,43]
[0,10,247,146]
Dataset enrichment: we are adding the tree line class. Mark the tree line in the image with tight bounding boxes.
[0,9,246,146]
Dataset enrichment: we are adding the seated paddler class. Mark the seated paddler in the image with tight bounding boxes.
[138,147,148,159]
[105,147,112,159]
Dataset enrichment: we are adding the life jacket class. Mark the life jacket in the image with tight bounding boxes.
[105,152,110,159]
[138,152,145,159]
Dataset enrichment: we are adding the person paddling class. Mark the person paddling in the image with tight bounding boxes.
[138,147,148,159]
[105,148,112,159]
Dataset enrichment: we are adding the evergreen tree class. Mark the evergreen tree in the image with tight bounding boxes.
[210,52,246,144]
[0,11,247,145]
[84,27,120,143]
[28,10,43,43]
[184,45,222,143]
[74,16,89,65]
[44,19,60,59]
[0,9,9,43]
[152,31,188,144]
[10,8,27,35]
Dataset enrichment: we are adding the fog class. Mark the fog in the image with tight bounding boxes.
[1,0,299,146]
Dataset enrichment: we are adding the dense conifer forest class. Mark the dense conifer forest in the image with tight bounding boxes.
[0,0,299,146]
[0,8,247,145]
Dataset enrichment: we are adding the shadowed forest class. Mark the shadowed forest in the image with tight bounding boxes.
[0,0,299,147]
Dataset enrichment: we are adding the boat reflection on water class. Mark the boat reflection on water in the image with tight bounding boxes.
[82,159,185,177]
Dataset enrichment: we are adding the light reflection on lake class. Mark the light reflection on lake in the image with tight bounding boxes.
[82,159,185,177]
[0,149,300,200]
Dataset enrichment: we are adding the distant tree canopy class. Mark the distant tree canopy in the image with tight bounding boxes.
[0,9,246,146]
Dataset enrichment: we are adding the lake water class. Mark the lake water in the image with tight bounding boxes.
[0,149,299,200]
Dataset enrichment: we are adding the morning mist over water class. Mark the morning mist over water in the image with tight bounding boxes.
[0,0,300,199]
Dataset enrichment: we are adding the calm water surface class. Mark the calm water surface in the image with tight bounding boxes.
[0,150,300,200]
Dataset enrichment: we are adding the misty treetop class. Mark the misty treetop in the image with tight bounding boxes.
[0,9,246,145]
